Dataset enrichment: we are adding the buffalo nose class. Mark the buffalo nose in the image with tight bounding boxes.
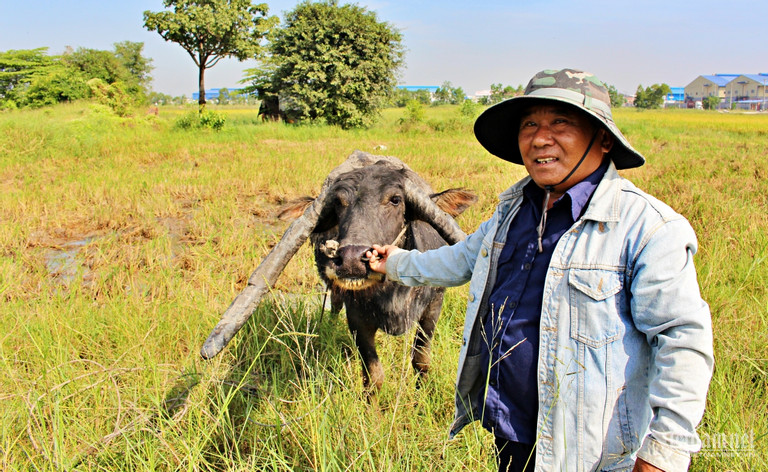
[335,245,371,278]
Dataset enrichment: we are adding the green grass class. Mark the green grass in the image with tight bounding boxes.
[1,103,766,470]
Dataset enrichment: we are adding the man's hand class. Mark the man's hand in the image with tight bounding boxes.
[633,458,664,472]
[365,244,398,274]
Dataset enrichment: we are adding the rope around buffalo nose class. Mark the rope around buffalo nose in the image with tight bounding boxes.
[319,224,409,320]
[360,223,409,263]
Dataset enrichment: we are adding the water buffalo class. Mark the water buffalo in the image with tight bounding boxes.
[200,151,476,391]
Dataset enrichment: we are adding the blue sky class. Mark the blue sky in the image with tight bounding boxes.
[2,0,766,96]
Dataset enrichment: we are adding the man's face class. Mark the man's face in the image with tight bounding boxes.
[518,103,613,199]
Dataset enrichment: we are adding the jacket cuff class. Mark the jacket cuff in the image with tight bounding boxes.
[384,248,408,283]
[636,436,690,472]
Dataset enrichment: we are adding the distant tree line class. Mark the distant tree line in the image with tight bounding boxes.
[634,83,671,109]
[1,0,688,125]
[0,42,153,111]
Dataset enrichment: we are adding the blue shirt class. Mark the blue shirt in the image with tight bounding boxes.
[480,159,609,444]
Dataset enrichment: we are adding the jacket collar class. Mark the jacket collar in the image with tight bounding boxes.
[497,160,623,223]
[581,160,622,223]
[498,176,531,202]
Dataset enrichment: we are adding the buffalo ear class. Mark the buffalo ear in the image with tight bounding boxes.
[430,189,478,217]
[278,195,338,233]
[277,196,315,221]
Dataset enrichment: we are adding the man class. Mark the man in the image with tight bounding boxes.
[367,69,713,472]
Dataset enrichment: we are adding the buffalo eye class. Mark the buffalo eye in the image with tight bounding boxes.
[388,195,402,206]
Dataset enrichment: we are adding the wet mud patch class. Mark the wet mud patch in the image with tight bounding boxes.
[42,234,99,288]
[31,191,295,294]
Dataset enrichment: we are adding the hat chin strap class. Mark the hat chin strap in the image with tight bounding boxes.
[536,129,599,253]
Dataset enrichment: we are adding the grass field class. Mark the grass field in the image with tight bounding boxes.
[1,103,766,471]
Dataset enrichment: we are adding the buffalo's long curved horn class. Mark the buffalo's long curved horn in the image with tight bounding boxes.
[403,179,467,245]
[200,150,400,359]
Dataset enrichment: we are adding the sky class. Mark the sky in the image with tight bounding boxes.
[2,0,767,97]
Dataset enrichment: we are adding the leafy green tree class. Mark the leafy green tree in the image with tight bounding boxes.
[62,48,125,83]
[113,41,154,95]
[1,45,151,109]
[413,89,432,105]
[258,0,404,128]
[144,0,276,107]
[404,99,425,123]
[0,48,56,106]
[489,83,518,105]
[451,86,465,104]
[217,87,230,104]
[23,66,89,108]
[607,84,625,108]
[433,81,452,104]
[634,83,671,109]
[433,81,465,105]
[61,43,153,102]
[388,87,432,108]
[458,98,481,119]
[703,95,721,110]
[87,78,132,116]
[389,87,412,107]
[148,91,173,105]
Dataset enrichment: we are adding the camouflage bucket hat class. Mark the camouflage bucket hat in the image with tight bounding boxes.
[474,68,645,170]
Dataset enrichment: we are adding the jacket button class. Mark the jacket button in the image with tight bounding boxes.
[468,293,475,302]
[480,248,488,257]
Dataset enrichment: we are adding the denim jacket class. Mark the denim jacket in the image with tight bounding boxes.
[386,162,714,472]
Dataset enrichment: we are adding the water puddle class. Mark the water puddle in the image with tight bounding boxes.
[44,236,97,286]
[39,198,288,290]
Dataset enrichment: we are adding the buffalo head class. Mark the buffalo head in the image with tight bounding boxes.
[278,161,476,294]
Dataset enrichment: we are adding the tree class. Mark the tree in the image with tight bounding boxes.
[148,91,173,105]
[489,83,519,105]
[607,84,625,108]
[1,45,151,109]
[387,87,433,107]
[634,83,671,109]
[113,41,154,95]
[24,66,89,108]
[452,86,466,104]
[217,87,230,104]
[433,81,465,105]
[413,89,432,106]
[433,81,452,104]
[61,43,153,102]
[0,48,56,106]
[703,95,720,110]
[254,0,404,128]
[144,0,276,107]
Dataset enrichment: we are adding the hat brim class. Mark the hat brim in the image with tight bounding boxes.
[474,95,645,170]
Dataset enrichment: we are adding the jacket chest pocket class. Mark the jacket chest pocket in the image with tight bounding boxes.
[568,268,624,348]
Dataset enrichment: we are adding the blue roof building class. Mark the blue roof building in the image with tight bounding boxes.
[191,88,245,101]
[685,73,768,109]
[397,85,439,93]
[665,87,685,103]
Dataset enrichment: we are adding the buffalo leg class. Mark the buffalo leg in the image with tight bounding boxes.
[347,313,384,390]
[330,290,344,315]
[412,293,443,377]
